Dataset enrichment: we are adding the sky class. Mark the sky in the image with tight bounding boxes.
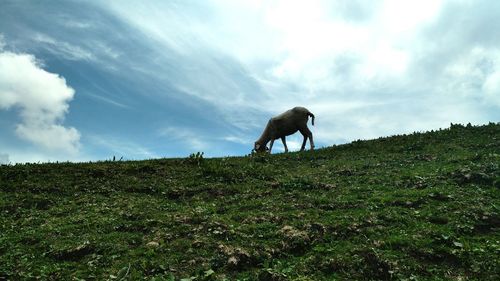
[0,0,499,164]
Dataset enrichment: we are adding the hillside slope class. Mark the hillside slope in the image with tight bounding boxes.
[1,123,499,280]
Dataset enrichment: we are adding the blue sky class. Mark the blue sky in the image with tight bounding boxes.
[0,0,499,163]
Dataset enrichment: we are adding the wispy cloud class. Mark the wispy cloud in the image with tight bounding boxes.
[158,126,210,152]
[222,135,250,145]
[32,33,94,61]
[84,92,130,109]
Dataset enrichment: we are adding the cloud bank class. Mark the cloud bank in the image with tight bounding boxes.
[0,47,80,154]
[102,0,500,146]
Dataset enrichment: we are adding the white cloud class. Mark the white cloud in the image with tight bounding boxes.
[427,46,500,108]
[0,48,81,154]
[16,123,80,153]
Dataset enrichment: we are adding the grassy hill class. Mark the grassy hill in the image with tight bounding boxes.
[1,123,499,280]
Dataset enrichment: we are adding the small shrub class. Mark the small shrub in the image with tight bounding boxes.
[186,152,204,166]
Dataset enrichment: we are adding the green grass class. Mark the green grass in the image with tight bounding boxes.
[1,123,499,280]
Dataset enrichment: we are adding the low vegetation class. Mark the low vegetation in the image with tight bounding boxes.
[1,123,499,280]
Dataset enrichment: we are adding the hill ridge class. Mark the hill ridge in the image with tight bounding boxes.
[1,123,499,280]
